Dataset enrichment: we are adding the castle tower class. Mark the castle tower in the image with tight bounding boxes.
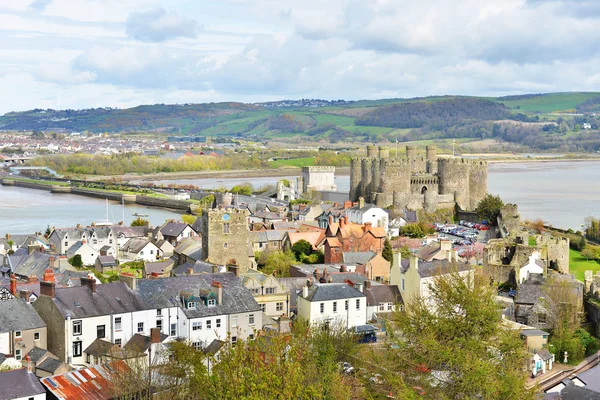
[200,208,251,272]
[406,145,417,160]
[361,158,374,203]
[426,145,438,174]
[378,146,390,159]
[367,145,378,158]
[350,158,362,202]
[438,158,469,209]
[468,160,488,210]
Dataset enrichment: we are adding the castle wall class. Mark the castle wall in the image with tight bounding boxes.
[469,161,488,210]
[350,158,361,202]
[361,158,374,203]
[535,235,569,274]
[302,166,336,192]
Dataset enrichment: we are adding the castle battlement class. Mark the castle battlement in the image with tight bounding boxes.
[438,158,487,166]
[302,166,335,172]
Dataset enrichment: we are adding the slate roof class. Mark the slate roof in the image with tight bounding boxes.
[203,339,224,356]
[124,333,168,353]
[26,346,49,363]
[365,285,403,307]
[302,283,366,302]
[37,357,64,373]
[401,258,472,278]
[110,225,145,238]
[145,259,175,275]
[10,250,51,279]
[0,368,46,400]
[250,230,290,243]
[54,226,113,240]
[571,362,600,393]
[84,339,114,357]
[0,299,46,333]
[342,251,376,265]
[515,282,544,305]
[171,260,216,276]
[97,255,116,267]
[558,386,600,400]
[173,238,202,259]
[121,238,154,254]
[537,348,554,361]
[520,329,549,337]
[50,281,150,319]
[134,273,261,318]
[241,269,271,286]
[160,222,189,237]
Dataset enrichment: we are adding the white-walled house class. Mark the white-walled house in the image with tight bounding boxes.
[66,241,99,266]
[50,227,116,255]
[297,282,367,329]
[134,273,262,348]
[120,238,161,262]
[517,251,544,285]
[159,222,197,246]
[32,278,154,366]
[345,201,389,234]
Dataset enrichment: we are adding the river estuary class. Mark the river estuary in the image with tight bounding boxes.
[1,160,599,234]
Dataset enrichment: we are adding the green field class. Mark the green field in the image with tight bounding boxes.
[569,249,600,281]
[268,157,316,168]
[4,177,70,186]
[493,92,600,113]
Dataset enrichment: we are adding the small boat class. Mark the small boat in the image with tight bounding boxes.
[132,213,149,217]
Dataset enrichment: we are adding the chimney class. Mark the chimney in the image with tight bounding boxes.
[19,289,31,304]
[359,196,365,209]
[9,274,17,296]
[306,278,313,288]
[363,222,372,232]
[365,280,372,290]
[151,272,159,279]
[410,256,419,272]
[187,268,194,275]
[40,281,55,298]
[344,279,355,287]
[328,215,334,226]
[150,327,161,344]
[452,249,458,262]
[333,202,339,208]
[446,249,452,262]
[313,268,318,278]
[28,276,37,284]
[43,268,55,283]
[339,265,347,272]
[344,201,352,209]
[212,264,219,274]
[81,277,97,293]
[5,234,10,241]
[355,282,364,292]
[340,217,346,228]
[211,281,223,305]
[440,240,452,252]
[302,285,309,298]
[120,272,137,290]
[76,224,81,229]
[49,257,56,269]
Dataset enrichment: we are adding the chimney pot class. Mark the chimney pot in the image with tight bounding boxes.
[40,281,56,298]
[150,327,161,344]
[211,281,223,304]
[81,277,97,293]
[19,289,32,304]
[9,274,17,296]
[187,268,193,275]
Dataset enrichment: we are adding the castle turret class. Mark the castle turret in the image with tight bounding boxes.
[361,158,374,203]
[469,160,487,210]
[438,158,469,209]
[350,158,362,202]
[367,145,378,158]
[406,145,417,160]
[378,146,389,159]
[426,145,438,174]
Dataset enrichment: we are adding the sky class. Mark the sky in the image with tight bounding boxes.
[1,0,600,113]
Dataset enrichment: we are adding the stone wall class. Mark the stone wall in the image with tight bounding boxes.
[535,235,570,274]
[135,195,192,212]
[200,208,251,271]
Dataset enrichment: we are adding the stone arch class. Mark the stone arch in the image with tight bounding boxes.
[421,186,428,195]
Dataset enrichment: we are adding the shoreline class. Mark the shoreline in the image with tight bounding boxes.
[106,157,600,181]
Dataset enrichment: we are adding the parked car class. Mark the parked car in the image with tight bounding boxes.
[338,362,355,375]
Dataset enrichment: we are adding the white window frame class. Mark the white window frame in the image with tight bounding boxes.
[249,314,255,325]
[115,317,122,331]
[73,320,82,336]
[137,322,144,333]
[192,321,202,331]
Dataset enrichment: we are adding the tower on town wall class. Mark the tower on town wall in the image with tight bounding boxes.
[200,208,251,272]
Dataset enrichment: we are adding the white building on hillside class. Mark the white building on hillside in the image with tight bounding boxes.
[297,282,367,329]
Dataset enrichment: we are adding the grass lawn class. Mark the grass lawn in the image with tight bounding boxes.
[569,248,600,281]
[4,177,70,186]
[268,157,316,168]
[79,186,168,198]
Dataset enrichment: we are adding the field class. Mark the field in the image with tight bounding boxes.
[4,177,69,186]
[494,92,600,113]
[268,157,316,168]
[569,248,600,281]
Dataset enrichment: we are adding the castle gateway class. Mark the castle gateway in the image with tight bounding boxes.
[350,145,487,213]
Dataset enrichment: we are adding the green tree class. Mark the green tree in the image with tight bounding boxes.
[382,238,393,262]
[69,254,83,268]
[257,249,296,277]
[181,215,197,225]
[291,239,312,260]
[230,184,253,196]
[475,193,505,225]
[131,217,149,227]
[374,270,534,399]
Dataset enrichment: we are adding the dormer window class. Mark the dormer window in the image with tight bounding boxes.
[187,302,196,309]
[207,299,216,307]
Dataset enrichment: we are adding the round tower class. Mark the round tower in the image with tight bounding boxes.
[378,146,390,159]
[367,145,378,158]
[439,158,470,210]
[361,158,373,203]
[468,160,488,210]
[406,145,417,159]
[371,157,381,203]
[350,158,362,202]
[426,145,438,174]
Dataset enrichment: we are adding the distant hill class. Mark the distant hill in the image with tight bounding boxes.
[3,92,600,151]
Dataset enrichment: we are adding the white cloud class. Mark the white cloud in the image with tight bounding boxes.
[126,7,200,42]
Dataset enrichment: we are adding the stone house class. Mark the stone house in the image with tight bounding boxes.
[0,299,47,363]
[343,251,390,282]
[249,230,290,252]
[240,269,289,317]
[143,259,175,278]
[297,281,367,329]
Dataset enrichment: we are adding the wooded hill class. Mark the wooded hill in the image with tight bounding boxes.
[4,92,600,151]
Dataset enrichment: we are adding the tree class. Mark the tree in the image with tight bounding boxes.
[291,239,312,260]
[69,254,83,268]
[581,246,596,261]
[131,217,149,227]
[257,249,296,277]
[373,270,534,399]
[382,238,393,262]
[181,215,197,225]
[475,194,505,225]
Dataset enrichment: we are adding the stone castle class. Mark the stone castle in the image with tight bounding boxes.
[350,145,487,212]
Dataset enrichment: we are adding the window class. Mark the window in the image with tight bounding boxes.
[379,303,385,311]
[140,251,144,256]
[276,302,283,312]
[192,321,202,331]
[192,342,202,350]
[137,322,144,333]
[170,323,177,337]
[387,304,393,311]
[251,288,260,295]
[265,287,275,294]
[86,354,91,364]
[345,300,349,311]
[206,320,212,329]
[73,321,82,336]
[231,336,237,346]
[97,325,105,339]
[157,309,162,316]
[232,316,238,327]
[216,319,221,328]
[223,243,228,249]
[320,303,324,314]
[115,339,122,346]
[249,334,254,340]
[333,302,337,313]
[109,239,113,244]
[64,241,68,247]
[538,313,546,324]
[224,223,230,234]
[114,317,122,331]
[156,319,162,330]
[260,304,266,312]
[150,250,154,255]
[34,332,40,341]
[187,301,196,309]
[249,314,255,325]
[401,278,405,291]
[15,349,22,361]
[15,330,22,338]
[207,299,216,307]
[356,299,360,310]
[73,341,82,357]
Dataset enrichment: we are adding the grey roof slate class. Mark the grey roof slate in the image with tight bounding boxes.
[122,237,154,254]
[573,362,600,393]
[401,258,472,278]
[0,368,46,400]
[537,348,553,361]
[51,281,151,319]
[36,357,64,373]
[520,329,549,337]
[145,259,175,275]
[342,251,376,265]
[302,283,366,302]
[0,299,46,333]
[558,386,600,400]
[160,222,189,237]
[10,250,51,279]
[134,273,261,318]
[97,255,116,266]
[124,333,168,353]
[26,347,48,363]
[171,260,215,276]
[365,285,403,306]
